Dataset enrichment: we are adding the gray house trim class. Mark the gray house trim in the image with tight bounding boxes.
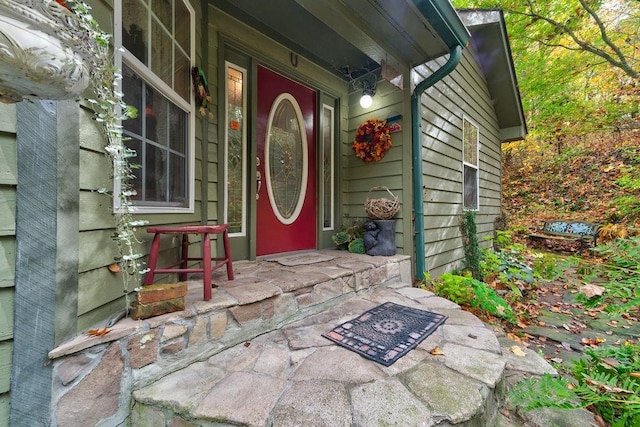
[458,9,527,141]
[11,100,80,426]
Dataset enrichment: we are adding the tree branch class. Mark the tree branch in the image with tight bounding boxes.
[506,2,639,80]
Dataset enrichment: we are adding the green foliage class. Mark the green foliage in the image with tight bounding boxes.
[425,272,517,323]
[531,252,578,281]
[461,210,482,281]
[482,249,535,285]
[331,219,365,253]
[451,0,640,138]
[67,1,146,308]
[331,232,352,250]
[348,237,365,254]
[582,237,640,315]
[509,344,640,426]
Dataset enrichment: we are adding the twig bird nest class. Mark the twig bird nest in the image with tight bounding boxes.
[365,186,399,220]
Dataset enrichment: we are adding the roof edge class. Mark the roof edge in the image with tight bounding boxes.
[410,0,471,50]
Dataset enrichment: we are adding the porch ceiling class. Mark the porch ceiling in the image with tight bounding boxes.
[210,0,470,81]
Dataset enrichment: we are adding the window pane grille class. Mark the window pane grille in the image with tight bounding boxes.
[122,63,189,207]
[462,117,479,210]
[119,0,193,210]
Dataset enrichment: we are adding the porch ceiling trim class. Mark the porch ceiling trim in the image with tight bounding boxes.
[210,0,471,81]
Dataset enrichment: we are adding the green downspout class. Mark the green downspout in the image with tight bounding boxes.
[412,45,463,278]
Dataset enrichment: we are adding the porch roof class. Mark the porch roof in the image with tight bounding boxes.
[210,0,470,80]
[458,9,528,142]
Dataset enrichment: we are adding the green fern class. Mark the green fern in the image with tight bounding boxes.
[508,374,582,411]
[509,343,640,426]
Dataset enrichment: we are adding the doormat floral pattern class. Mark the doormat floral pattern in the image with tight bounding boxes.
[322,302,447,366]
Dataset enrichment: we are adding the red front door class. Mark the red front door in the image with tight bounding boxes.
[256,66,317,256]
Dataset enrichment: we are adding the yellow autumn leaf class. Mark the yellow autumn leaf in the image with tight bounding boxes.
[510,345,527,357]
[430,346,445,356]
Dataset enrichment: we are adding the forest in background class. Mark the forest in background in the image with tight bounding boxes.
[451,0,639,235]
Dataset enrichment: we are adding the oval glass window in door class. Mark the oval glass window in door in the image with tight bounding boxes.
[264,93,308,225]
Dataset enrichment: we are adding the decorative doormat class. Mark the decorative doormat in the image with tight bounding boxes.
[322,302,447,366]
[269,252,336,266]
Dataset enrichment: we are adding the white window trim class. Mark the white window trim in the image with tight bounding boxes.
[224,61,248,237]
[462,115,480,211]
[112,0,196,214]
[322,104,335,231]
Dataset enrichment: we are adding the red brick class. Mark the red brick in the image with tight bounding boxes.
[137,283,188,304]
[131,297,185,320]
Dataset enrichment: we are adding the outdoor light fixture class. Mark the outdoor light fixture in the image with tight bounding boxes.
[359,79,375,109]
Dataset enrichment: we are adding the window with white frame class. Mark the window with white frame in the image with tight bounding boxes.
[116,0,195,212]
[462,117,479,210]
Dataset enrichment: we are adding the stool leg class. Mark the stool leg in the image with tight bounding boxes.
[180,233,189,281]
[202,232,212,301]
[144,233,161,285]
[222,229,234,280]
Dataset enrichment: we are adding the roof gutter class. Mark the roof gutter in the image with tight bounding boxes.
[411,45,463,279]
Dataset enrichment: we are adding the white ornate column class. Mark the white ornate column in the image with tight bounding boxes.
[0,0,93,103]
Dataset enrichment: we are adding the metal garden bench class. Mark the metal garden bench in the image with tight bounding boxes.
[528,220,601,253]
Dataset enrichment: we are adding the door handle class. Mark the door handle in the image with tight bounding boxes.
[256,171,262,200]
[256,156,261,200]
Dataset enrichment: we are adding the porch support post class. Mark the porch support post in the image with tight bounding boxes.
[11,100,79,425]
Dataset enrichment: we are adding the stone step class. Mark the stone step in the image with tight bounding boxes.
[130,283,569,426]
[48,251,413,426]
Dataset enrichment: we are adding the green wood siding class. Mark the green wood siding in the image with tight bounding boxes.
[0,341,11,393]
[342,80,412,255]
[74,0,207,329]
[416,48,503,276]
[209,6,350,259]
[0,103,15,427]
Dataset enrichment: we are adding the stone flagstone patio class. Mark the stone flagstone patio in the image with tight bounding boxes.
[47,250,598,426]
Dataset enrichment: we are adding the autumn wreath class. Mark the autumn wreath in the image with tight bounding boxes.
[352,119,392,162]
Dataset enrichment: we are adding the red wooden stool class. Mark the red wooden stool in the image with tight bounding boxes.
[144,225,234,301]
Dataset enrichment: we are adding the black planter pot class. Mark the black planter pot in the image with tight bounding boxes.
[363,219,396,256]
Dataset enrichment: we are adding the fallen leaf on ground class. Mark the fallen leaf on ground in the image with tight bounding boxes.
[506,332,522,343]
[430,346,445,355]
[510,345,527,357]
[602,358,619,367]
[582,337,606,346]
[87,327,110,337]
[585,378,634,394]
[578,284,605,299]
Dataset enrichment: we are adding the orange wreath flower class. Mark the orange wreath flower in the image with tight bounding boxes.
[352,119,392,163]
